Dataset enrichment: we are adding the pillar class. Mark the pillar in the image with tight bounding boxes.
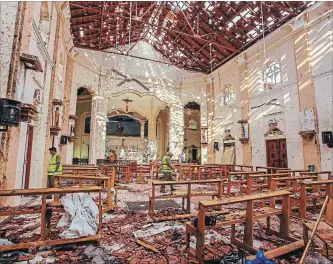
[168,102,184,158]
[89,74,107,164]
[239,61,252,165]
[60,56,75,164]
[140,121,145,139]
[293,26,321,170]
[200,86,208,164]
[206,82,215,163]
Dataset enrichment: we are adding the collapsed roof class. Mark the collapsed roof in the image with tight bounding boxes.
[70,1,314,73]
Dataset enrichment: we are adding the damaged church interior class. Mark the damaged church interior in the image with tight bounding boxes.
[0,1,333,263]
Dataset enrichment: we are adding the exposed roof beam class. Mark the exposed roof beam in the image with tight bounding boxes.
[70,3,238,53]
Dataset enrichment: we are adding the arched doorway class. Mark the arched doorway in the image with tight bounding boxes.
[73,87,93,164]
[184,102,201,163]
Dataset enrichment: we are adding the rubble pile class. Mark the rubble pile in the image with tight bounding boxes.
[100,210,196,263]
[0,183,330,263]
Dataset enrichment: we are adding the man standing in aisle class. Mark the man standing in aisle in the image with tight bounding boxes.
[47,147,62,198]
[161,152,176,193]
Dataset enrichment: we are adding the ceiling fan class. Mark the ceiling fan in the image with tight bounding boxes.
[110,68,149,91]
[251,99,280,109]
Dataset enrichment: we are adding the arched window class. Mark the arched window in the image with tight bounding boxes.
[265,62,281,84]
[106,115,141,137]
[84,116,91,134]
[223,84,235,105]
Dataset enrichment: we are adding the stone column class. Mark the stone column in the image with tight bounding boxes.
[239,62,252,165]
[89,74,107,164]
[206,82,215,163]
[140,121,145,139]
[168,102,184,158]
[60,56,74,164]
[293,26,321,170]
[200,86,208,164]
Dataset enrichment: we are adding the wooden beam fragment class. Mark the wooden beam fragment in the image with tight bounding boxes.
[136,239,159,253]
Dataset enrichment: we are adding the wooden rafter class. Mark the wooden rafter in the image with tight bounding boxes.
[69,1,314,73]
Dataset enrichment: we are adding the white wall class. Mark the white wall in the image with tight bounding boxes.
[0,2,19,98]
[310,13,333,171]
[72,42,206,161]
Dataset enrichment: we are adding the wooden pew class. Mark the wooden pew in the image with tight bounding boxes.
[205,164,231,178]
[232,164,254,172]
[176,164,201,180]
[62,165,99,176]
[296,180,333,218]
[53,174,117,212]
[300,171,333,180]
[271,176,319,193]
[303,218,333,254]
[185,190,298,261]
[246,173,290,195]
[270,175,319,212]
[151,160,161,179]
[0,187,102,252]
[197,165,225,180]
[137,164,152,183]
[227,171,266,194]
[102,164,132,183]
[255,166,282,174]
[276,169,309,177]
[149,179,224,221]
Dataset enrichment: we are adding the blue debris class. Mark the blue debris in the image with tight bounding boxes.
[247,250,277,264]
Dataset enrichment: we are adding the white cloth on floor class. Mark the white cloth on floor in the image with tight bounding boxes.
[57,193,99,239]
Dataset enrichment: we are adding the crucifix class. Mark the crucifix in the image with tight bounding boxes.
[122,97,133,112]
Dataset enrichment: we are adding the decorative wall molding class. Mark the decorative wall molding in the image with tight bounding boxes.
[313,68,333,80]
[32,20,52,64]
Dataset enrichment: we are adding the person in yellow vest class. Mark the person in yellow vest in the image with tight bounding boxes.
[47,147,62,198]
[161,152,176,193]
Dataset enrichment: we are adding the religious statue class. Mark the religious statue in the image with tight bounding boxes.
[54,107,60,127]
[109,150,116,161]
[189,119,197,130]
[33,89,41,105]
[264,119,284,137]
[223,129,235,141]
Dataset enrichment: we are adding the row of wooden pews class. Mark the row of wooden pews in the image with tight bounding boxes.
[148,164,333,262]
[0,164,122,252]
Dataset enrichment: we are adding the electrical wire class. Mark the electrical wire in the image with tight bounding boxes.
[260,1,268,94]
[128,1,132,70]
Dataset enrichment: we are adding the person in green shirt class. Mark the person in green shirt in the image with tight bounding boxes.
[161,152,176,193]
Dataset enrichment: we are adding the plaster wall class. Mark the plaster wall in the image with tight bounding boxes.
[0,2,20,205]
[309,10,333,171]
[247,38,303,169]
[15,2,56,189]
[212,63,243,165]
[0,2,19,98]
[207,2,332,170]
[72,42,206,162]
